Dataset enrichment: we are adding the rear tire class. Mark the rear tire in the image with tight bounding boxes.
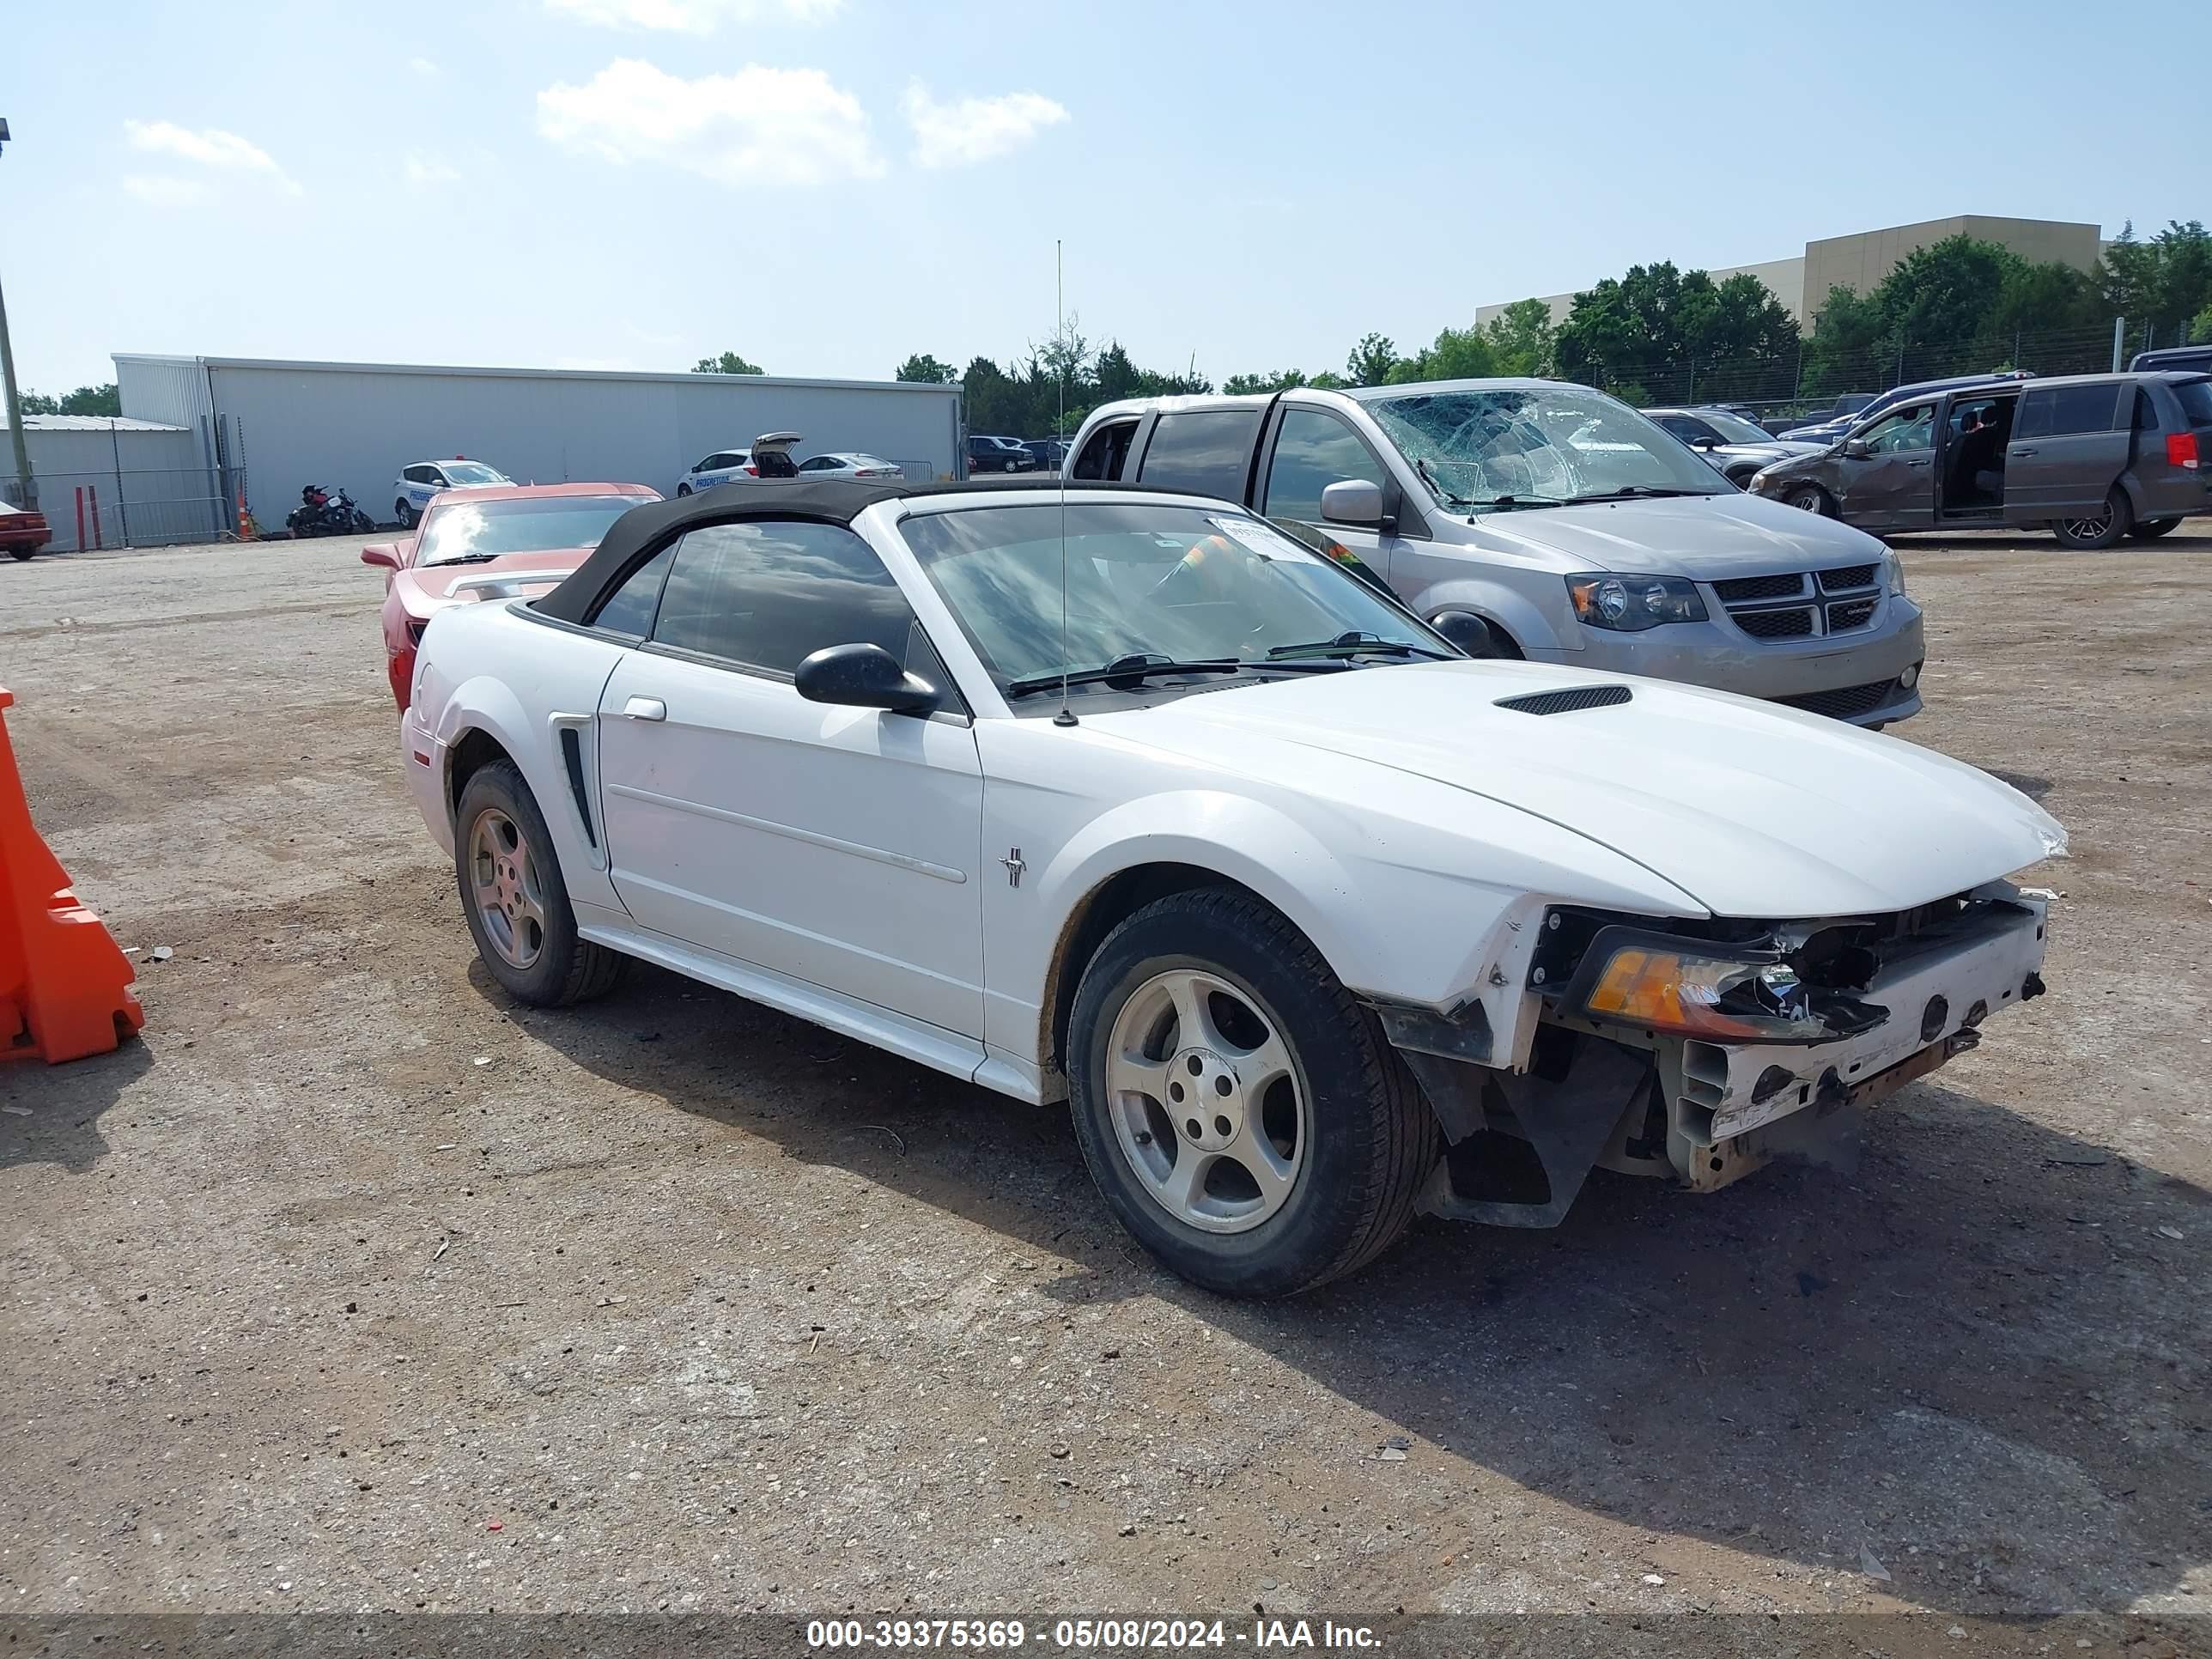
[1066,888,1437,1297]
[9,548,34,562]
[453,759,626,1007]
[396,500,417,529]
[2128,517,2181,541]
[2051,489,2131,550]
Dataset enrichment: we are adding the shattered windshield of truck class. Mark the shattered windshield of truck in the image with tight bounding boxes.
[1369,388,1733,511]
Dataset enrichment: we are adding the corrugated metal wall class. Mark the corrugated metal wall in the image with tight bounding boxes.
[118,358,963,528]
[112,357,215,428]
[9,422,222,551]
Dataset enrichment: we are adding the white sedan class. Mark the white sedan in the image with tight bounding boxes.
[798,452,903,481]
[402,482,2064,1296]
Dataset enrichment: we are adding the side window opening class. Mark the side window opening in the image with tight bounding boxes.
[649,520,919,676]
[1136,409,1262,498]
[1073,419,1138,481]
[586,544,677,638]
[1262,408,1386,523]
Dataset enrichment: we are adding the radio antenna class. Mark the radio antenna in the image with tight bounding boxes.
[1052,236,1077,728]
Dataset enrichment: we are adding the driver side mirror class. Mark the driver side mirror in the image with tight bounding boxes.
[1691,435,1720,449]
[361,544,402,569]
[794,643,941,716]
[1320,479,1384,527]
[1842,439,1875,460]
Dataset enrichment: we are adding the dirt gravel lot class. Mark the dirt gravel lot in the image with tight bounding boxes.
[2,526,2209,1632]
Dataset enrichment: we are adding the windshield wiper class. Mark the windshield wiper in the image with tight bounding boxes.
[1559,485,1716,504]
[1005,654,1248,699]
[423,551,504,566]
[1267,632,1452,663]
[1464,494,1565,511]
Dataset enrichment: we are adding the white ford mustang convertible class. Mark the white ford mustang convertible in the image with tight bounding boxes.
[402,480,2064,1297]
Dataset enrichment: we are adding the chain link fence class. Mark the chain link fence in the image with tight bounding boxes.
[15,467,233,553]
[1577,316,2209,426]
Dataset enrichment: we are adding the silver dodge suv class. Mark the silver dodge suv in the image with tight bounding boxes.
[1066,379,1927,726]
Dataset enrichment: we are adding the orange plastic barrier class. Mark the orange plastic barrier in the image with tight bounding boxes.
[0,687,144,1063]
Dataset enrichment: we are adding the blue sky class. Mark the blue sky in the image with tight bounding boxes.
[2,0,2195,395]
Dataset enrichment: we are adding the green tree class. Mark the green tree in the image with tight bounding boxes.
[2102,220,2212,337]
[1481,300,1557,377]
[1385,324,1496,384]
[1555,262,1799,398]
[2196,302,2212,344]
[11,384,120,417]
[691,350,764,375]
[1221,369,1309,395]
[1307,371,1350,391]
[894,353,956,383]
[1345,332,1400,387]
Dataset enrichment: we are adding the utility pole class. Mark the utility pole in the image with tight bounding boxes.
[0,118,36,512]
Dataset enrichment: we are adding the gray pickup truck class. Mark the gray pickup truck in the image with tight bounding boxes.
[1066,378,1927,727]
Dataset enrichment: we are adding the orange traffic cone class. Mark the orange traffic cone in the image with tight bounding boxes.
[236,488,253,541]
[0,687,144,1063]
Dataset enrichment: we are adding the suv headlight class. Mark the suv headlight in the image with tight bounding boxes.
[1565,573,1709,631]
[1883,548,1907,596]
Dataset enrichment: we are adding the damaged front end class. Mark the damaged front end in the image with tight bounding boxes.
[1386,884,2051,1226]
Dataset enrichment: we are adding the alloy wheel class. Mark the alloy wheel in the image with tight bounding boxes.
[469,808,547,969]
[1103,968,1310,1234]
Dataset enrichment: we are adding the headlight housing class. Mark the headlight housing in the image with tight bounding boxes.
[1555,927,1886,1045]
[1565,573,1709,632]
[1883,547,1907,596]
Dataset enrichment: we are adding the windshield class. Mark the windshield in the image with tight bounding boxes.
[1698,410,1774,444]
[441,462,506,486]
[898,501,1442,701]
[1366,387,1730,508]
[418,495,644,565]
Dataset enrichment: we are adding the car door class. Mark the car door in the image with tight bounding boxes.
[1832,401,1938,529]
[2005,383,2130,520]
[1255,404,1409,583]
[592,517,987,1037]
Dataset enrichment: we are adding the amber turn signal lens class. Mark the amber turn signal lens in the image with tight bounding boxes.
[1582,947,1771,1041]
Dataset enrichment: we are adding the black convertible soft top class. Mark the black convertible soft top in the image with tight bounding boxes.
[532,477,1217,626]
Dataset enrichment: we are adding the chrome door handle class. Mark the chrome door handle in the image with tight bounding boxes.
[622,696,667,721]
[1907,459,1929,467]
[2011,447,2038,457]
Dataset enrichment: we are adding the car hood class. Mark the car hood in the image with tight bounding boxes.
[1088,662,2063,919]
[396,548,591,614]
[1469,489,1883,576]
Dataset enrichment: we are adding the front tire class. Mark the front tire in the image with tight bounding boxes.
[1783,483,1833,516]
[2051,489,2132,550]
[1066,889,1437,1297]
[2128,517,2181,541]
[675,483,692,496]
[453,760,625,1006]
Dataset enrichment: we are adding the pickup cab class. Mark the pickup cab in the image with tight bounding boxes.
[1066,378,1928,727]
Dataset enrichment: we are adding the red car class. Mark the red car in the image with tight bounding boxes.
[2,500,53,562]
[365,482,659,708]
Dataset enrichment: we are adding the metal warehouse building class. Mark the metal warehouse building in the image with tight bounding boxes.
[112,355,965,535]
[1,415,210,553]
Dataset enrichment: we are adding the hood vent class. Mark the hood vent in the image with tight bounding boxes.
[1495,684,1633,716]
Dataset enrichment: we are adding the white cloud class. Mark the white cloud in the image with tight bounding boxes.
[404,151,463,185]
[123,119,301,194]
[121,174,215,209]
[409,56,442,77]
[536,58,881,186]
[902,83,1069,169]
[544,0,840,33]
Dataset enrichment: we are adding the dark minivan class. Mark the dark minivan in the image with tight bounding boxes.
[1749,372,2211,547]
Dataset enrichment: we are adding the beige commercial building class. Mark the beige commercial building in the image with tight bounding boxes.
[1475,215,2106,331]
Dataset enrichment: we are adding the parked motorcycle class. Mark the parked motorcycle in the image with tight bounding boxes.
[286,484,374,538]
